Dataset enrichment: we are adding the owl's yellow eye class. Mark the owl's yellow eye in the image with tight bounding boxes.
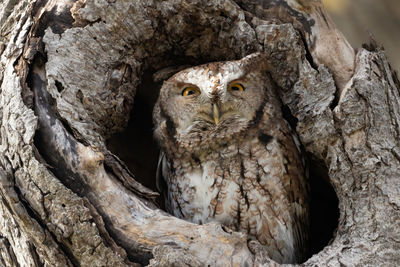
[182,87,200,97]
[228,83,245,92]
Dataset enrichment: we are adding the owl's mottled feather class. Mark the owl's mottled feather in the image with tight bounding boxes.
[153,53,309,263]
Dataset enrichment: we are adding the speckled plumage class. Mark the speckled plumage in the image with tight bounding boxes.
[153,53,309,263]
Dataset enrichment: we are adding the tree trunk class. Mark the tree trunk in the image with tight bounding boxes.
[0,0,399,266]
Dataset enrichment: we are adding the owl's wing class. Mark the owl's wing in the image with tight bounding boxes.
[285,127,310,262]
[156,151,168,193]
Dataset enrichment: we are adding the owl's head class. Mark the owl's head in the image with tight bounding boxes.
[153,53,276,154]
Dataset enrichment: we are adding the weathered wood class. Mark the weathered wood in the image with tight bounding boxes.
[0,0,399,266]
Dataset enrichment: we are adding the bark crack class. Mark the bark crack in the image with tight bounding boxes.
[0,236,20,267]
[28,242,44,267]
[13,185,78,266]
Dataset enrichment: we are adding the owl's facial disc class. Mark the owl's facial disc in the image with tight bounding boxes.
[180,80,252,130]
[158,60,270,145]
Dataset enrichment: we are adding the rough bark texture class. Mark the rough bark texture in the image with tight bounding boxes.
[0,0,399,266]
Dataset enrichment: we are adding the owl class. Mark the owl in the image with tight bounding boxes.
[153,53,309,264]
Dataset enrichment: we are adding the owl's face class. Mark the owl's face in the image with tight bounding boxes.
[154,54,273,152]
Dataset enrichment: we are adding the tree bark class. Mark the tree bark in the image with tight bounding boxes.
[0,0,399,266]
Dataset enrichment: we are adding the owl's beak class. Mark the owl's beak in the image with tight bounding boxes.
[213,103,220,125]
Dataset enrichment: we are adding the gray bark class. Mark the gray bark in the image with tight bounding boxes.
[0,0,399,266]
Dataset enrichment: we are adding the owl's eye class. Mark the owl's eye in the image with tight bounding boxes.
[228,83,245,92]
[182,87,200,97]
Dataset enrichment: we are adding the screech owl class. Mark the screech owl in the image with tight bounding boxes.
[153,53,309,263]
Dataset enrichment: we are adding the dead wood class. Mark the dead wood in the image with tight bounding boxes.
[0,0,399,266]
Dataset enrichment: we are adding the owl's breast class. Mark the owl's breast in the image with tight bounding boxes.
[166,159,240,227]
[162,130,308,263]
[165,137,282,226]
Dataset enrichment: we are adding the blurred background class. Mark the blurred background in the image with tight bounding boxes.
[322,0,400,72]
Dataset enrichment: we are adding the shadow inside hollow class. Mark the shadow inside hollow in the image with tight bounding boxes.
[308,159,340,257]
[106,70,160,194]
